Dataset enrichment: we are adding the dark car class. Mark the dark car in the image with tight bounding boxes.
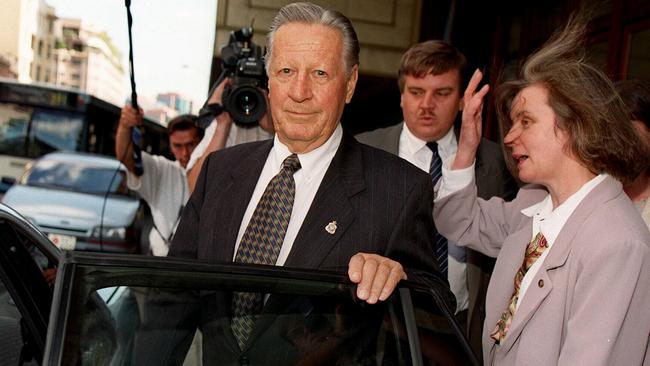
[1,151,146,253]
[0,203,479,366]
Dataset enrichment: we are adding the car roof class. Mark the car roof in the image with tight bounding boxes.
[36,151,126,170]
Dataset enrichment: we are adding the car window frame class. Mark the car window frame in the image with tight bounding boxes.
[0,203,60,364]
[44,251,479,366]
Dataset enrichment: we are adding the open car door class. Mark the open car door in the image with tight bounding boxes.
[44,251,479,366]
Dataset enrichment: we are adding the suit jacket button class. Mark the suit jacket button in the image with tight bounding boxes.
[240,356,249,366]
[538,279,544,287]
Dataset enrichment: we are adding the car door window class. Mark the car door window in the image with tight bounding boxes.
[46,255,478,366]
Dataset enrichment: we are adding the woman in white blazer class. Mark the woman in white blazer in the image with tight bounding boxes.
[433,18,650,366]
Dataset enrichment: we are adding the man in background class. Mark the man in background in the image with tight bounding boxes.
[115,107,203,256]
[356,40,517,359]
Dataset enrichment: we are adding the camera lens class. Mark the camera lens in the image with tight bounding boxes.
[236,91,257,116]
[223,85,267,125]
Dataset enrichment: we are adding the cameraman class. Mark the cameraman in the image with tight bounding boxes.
[186,78,274,192]
[115,107,204,256]
[186,26,274,192]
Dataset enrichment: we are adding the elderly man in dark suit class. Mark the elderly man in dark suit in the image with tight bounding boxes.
[356,40,517,359]
[158,2,440,364]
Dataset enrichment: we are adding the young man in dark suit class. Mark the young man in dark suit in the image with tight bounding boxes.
[356,40,517,360]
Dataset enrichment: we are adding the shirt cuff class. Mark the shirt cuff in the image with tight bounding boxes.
[435,153,475,201]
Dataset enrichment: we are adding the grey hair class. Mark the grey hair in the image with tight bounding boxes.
[265,2,360,77]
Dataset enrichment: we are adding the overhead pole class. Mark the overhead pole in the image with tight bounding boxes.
[125,0,143,176]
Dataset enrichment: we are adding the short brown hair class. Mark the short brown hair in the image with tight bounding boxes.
[167,114,204,139]
[495,16,647,184]
[397,40,467,93]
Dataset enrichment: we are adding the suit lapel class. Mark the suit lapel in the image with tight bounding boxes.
[285,133,365,269]
[385,123,403,155]
[213,141,273,262]
[483,226,531,337]
[499,176,621,351]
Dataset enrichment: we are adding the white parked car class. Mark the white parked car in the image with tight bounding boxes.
[1,151,146,253]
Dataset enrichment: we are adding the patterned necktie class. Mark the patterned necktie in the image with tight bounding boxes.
[231,153,301,349]
[426,142,448,277]
[490,232,548,343]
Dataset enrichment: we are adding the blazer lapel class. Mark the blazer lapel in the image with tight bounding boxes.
[213,141,273,262]
[499,176,621,351]
[285,133,365,269]
[483,226,530,336]
[385,123,403,155]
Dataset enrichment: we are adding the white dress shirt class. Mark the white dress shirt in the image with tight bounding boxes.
[398,123,469,314]
[436,156,607,309]
[126,152,188,256]
[233,124,343,266]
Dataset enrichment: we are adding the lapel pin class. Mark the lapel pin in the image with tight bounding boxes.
[325,221,337,235]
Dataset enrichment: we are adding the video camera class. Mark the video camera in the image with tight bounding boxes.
[220,27,268,126]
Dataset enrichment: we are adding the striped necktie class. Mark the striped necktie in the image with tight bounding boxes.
[490,232,549,343]
[426,142,448,277]
[231,154,301,349]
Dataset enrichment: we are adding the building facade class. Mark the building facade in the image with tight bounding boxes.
[211,0,650,137]
[0,0,56,84]
[53,18,125,106]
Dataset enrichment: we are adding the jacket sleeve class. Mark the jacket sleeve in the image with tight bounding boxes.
[382,173,456,309]
[433,178,533,258]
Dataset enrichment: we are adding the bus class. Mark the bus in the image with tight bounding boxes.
[0,78,169,192]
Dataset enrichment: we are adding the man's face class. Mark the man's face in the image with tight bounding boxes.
[169,128,201,168]
[267,23,358,153]
[400,69,463,142]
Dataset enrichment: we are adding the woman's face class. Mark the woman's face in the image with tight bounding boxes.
[503,84,573,188]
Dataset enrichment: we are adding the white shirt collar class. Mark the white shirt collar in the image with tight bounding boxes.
[271,124,342,176]
[520,174,608,245]
[401,123,456,159]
